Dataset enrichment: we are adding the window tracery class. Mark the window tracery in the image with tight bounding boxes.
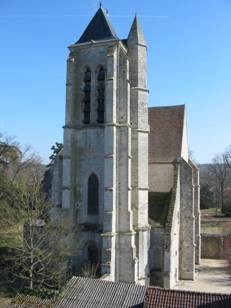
[97,66,105,123]
[83,68,91,124]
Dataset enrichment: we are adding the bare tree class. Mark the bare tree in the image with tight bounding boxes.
[209,153,229,214]
[224,146,231,171]
[0,133,45,231]
[0,132,44,185]
[0,134,71,292]
[7,181,72,291]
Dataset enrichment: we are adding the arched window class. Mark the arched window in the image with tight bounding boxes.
[83,68,91,124]
[88,242,99,265]
[97,66,105,123]
[88,173,99,215]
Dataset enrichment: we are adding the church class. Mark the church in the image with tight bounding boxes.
[50,7,200,288]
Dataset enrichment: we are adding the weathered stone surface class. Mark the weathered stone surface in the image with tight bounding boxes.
[50,8,200,289]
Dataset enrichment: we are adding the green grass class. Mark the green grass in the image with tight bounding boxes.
[0,293,12,306]
[201,220,231,235]
[201,208,222,217]
[201,207,231,235]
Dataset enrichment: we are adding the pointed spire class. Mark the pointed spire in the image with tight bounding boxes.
[127,15,146,46]
[76,7,118,44]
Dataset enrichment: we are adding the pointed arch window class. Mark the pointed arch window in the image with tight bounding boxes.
[88,173,99,215]
[97,66,105,123]
[83,67,91,124]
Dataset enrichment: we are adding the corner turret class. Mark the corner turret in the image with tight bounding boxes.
[127,15,147,89]
[127,15,146,47]
[127,15,150,285]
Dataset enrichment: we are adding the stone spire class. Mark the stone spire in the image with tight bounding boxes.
[127,15,146,46]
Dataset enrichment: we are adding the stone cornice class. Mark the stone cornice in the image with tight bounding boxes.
[130,87,149,93]
[100,232,116,237]
[68,39,118,51]
[148,161,175,165]
[131,186,149,191]
[134,226,151,231]
[63,122,132,130]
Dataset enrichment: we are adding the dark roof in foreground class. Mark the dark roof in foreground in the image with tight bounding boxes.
[56,276,146,308]
[9,277,231,307]
[149,105,185,162]
[145,287,231,308]
[76,7,118,44]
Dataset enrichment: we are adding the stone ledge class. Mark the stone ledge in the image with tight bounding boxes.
[101,232,116,237]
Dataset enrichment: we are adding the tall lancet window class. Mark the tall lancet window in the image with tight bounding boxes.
[87,173,99,215]
[97,66,105,123]
[83,67,91,124]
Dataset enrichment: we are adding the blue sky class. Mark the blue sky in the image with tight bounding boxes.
[0,0,230,163]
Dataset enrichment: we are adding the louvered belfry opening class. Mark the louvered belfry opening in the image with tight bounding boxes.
[97,66,105,123]
[83,67,91,124]
[87,173,99,215]
[88,242,99,265]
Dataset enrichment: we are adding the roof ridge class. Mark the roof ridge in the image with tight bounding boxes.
[147,286,231,296]
[149,104,185,110]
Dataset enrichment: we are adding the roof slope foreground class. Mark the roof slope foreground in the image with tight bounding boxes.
[56,276,146,307]
[76,7,119,44]
[10,277,231,307]
[145,287,231,308]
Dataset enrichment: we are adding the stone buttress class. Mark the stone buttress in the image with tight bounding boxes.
[127,16,150,285]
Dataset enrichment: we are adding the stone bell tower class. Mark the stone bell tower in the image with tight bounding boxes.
[61,7,149,284]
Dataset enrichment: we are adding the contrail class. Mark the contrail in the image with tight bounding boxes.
[0,14,168,19]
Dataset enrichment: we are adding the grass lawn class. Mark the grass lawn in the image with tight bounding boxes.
[201,220,231,235]
[201,208,231,235]
[201,208,221,217]
[0,293,12,306]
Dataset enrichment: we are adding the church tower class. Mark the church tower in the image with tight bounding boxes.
[62,7,149,284]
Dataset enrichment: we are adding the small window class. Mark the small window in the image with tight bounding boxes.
[97,66,105,123]
[83,68,91,124]
[88,173,99,215]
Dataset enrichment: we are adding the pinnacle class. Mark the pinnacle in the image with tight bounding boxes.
[127,15,146,45]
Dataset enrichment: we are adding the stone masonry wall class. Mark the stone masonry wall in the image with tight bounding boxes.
[179,158,195,280]
[163,164,180,288]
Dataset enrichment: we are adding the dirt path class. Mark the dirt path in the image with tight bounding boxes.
[174,259,231,294]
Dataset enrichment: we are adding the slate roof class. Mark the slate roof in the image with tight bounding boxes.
[56,276,146,308]
[10,277,231,307]
[76,7,118,44]
[145,287,231,308]
[149,105,185,162]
